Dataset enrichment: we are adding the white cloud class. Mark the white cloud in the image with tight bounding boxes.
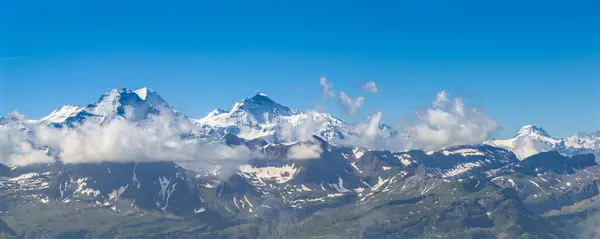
[335,111,416,152]
[342,112,384,148]
[361,81,380,93]
[319,77,334,99]
[407,90,498,150]
[1,88,499,169]
[287,143,323,160]
[1,108,258,174]
[433,90,450,108]
[317,77,336,111]
[512,137,546,159]
[277,111,322,142]
[364,112,383,141]
[490,136,553,160]
[0,126,54,166]
[0,111,54,166]
[337,91,364,115]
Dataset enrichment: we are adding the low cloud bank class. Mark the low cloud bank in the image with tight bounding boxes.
[287,143,323,160]
[0,125,54,166]
[1,108,258,170]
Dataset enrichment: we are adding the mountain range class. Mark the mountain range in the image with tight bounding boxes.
[1,87,600,239]
[11,87,598,159]
[486,125,600,160]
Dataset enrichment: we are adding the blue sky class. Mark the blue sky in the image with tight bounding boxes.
[1,0,599,138]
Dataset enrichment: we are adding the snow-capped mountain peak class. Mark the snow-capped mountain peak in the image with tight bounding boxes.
[94,87,169,112]
[39,104,85,124]
[194,93,301,139]
[515,125,552,138]
[132,87,170,109]
[193,92,355,142]
[14,88,600,164]
[485,125,560,159]
[207,109,228,118]
[563,131,600,150]
[38,87,180,126]
[486,124,600,160]
[228,92,296,124]
[88,87,170,122]
[134,87,150,100]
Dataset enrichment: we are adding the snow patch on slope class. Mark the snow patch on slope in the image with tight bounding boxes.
[238,164,299,184]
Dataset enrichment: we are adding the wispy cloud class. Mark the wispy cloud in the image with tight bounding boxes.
[0,56,27,61]
[432,90,450,108]
[337,91,364,115]
[317,77,335,111]
[319,77,334,99]
[361,81,380,93]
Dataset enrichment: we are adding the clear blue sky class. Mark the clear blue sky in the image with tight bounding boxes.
[1,0,599,138]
